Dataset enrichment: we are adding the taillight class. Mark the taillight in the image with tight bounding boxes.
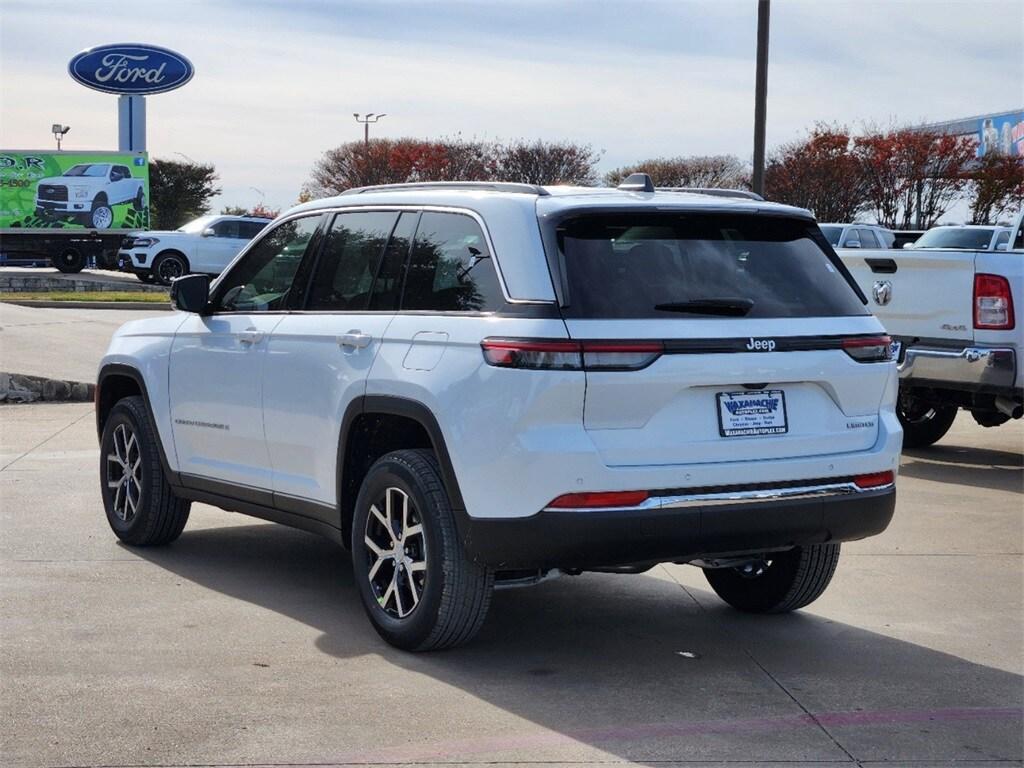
[548,490,650,508]
[974,274,1015,330]
[842,335,893,363]
[481,338,663,371]
[853,470,894,489]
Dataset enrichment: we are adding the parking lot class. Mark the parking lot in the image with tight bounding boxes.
[1,398,1021,766]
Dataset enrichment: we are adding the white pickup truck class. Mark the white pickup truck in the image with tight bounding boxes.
[838,213,1023,447]
[35,162,146,229]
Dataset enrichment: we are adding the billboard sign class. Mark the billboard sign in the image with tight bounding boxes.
[68,43,194,95]
[0,151,149,230]
[977,111,1024,157]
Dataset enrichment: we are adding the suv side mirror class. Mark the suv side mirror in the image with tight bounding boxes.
[202,227,216,237]
[170,274,210,314]
[845,240,861,249]
[995,242,1008,251]
[902,242,915,249]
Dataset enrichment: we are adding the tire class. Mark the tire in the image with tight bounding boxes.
[152,251,189,285]
[351,449,493,651]
[52,248,85,273]
[897,392,957,448]
[100,395,190,546]
[133,189,145,211]
[704,544,841,614]
[90,197,113,229]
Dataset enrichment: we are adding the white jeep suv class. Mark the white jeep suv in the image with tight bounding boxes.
[118,214,271,285]
[96,178,901,650]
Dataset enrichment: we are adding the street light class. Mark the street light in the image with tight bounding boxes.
[173,151,197,164]
[52,123,70,151]
[750,0,770,196]
[353,112,386,146]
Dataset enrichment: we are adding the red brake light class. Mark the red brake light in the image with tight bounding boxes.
[481,339,663,371]
[548,490,650,509]
[974,274,1015,330]
[853,470,894,489]
[842,335,893,363]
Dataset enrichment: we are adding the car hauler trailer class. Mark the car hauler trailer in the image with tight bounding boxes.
[0,150,150,272]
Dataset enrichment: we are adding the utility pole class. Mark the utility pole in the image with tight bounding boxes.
[751,0,770,197]
[353,113,387,146]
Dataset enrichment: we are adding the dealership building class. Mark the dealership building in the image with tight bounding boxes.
[919,109,1024,157]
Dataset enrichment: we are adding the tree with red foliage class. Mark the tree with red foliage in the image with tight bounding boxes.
[763,126,865,222]
[968,151,1024,224]
[491,139,600,186]
[854,128,974,229]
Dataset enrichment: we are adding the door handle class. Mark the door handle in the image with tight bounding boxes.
[238,328,264,345]
[338,331,373,349]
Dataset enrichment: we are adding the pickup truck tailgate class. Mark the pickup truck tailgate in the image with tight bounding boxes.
[838,248,975,341]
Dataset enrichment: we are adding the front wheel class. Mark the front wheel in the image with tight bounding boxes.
[897,392,957,448]
[90,199,113,229]
[704,544,841,613]
[152,251,189,285]
[351,449,493,651]
[100,396,190,546]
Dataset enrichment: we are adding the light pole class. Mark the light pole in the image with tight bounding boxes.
[353,113,386,146]
[173,151,197,164]
[751,0,770,197]
[52,124,70,150]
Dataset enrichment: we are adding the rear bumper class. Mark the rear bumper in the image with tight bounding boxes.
[460,482,895,569]
[898,342,1016,394]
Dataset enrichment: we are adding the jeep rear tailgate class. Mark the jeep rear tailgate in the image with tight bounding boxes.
[838,248,976,342]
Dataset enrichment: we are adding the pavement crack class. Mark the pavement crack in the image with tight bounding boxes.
[0,407,93,472]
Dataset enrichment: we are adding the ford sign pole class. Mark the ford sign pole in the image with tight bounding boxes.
[68,43,194,154]
[118,96,146,151]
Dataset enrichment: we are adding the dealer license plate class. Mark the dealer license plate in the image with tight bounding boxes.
[716,390,788,438]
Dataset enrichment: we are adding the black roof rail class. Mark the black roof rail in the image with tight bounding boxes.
[340,181,550,196]
[660,187,765,201]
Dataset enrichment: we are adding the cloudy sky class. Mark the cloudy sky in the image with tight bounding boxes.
[2,0,1020,213]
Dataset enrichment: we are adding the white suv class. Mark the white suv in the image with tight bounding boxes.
[95,178,901,650]
[117,214,271,285]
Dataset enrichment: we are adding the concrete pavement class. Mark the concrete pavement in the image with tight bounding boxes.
[1,403,1021,767]
[0,302,167,383]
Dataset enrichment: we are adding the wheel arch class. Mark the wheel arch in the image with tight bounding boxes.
[96,364,180,487]
[337,395,467,548]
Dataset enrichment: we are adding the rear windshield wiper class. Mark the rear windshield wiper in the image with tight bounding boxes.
[654,299,754,317]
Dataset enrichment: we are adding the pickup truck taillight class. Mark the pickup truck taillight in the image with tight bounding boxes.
[974,274,1015,330]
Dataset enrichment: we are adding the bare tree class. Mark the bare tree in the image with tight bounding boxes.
[606,155,749,189]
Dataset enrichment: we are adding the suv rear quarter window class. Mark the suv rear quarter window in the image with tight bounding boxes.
[402,212,504,312]
[554,212,867,319]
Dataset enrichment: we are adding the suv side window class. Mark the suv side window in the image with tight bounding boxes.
[240,221,268,239]
[306,211,398,311]
[213,215,321,313]
[213,220,242,239]
[401,212,504,312]
[993,230,1010,249]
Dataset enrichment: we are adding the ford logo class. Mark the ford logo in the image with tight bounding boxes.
[68,43,194,95]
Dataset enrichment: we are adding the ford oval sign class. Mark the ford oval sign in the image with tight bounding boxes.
[68,43,194,95]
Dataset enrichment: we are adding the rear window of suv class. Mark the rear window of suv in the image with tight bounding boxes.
[554,213,868,319]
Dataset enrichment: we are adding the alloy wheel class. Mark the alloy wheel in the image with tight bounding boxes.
[106,423,142,521]
[92,206,113,229]
[363,487,427,619]
[158,258,184,282]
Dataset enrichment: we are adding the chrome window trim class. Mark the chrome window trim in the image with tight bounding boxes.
[543,480,893,513]
[218,204,555,307]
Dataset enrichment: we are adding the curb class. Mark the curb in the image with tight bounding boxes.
[0,299,172,311]
[0,372,95,404]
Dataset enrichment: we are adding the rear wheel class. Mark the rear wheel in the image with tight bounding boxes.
[897,391,957,448]
[52,248,85,273]
[351,449,493,651]
[703,544,841,613]
[133,189,145,211]
[100,396,190,546]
